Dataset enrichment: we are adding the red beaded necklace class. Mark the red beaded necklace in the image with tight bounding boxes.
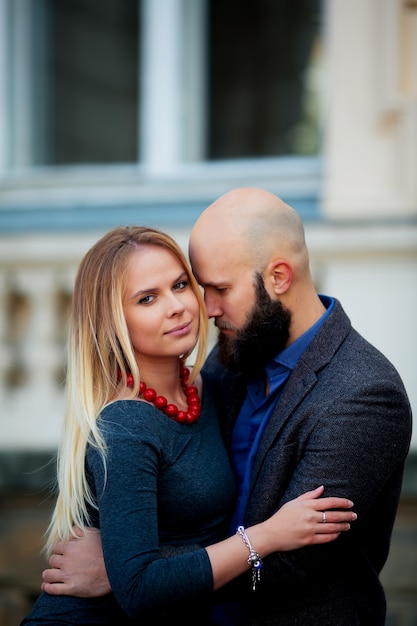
[121,365,201,424]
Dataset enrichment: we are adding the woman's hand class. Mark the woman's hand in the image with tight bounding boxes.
[256,485,357,554]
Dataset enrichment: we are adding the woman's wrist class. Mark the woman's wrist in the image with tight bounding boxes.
[244,519,277,558]
[236,526,263,591]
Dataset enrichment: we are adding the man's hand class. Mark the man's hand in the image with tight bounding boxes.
[41,527,111,597]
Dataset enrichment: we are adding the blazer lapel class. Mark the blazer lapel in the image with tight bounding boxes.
[248,361,318,491]
[247,299,351,496]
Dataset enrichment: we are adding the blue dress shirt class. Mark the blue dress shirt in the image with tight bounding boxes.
[229,295,334,533]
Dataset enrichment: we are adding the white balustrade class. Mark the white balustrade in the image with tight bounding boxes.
[0,264,76,449]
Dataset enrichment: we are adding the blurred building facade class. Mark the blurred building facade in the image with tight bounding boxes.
[0,0,416,623]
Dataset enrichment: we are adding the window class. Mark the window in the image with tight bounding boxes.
[208,0,322,159]
[44,0,139,164]
[4,0,322,169]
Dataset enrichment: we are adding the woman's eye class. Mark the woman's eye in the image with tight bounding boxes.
[138,294,154,305]
[174,280,188,290]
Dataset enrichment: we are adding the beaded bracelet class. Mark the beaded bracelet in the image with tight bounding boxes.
[236,525,263,591]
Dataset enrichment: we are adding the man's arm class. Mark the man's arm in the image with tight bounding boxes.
[250,376,412,588]
[41,527,111,597]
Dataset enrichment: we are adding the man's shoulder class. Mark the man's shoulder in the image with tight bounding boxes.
[318,300,409,397]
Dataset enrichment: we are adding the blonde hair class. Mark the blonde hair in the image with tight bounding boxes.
[45,226,208,555]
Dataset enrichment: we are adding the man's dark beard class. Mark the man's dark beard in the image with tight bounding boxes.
[217,273,291,374]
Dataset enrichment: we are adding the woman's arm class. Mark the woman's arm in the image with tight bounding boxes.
[42,486,355,598]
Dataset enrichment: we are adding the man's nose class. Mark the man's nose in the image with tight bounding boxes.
[204,293,222,318]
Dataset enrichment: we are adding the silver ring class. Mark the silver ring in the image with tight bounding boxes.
[322,511,327,524]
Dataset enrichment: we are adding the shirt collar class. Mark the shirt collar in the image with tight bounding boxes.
[265,295,334,378]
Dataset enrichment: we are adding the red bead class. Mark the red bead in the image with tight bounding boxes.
[144,388,156,402]
[154,396,168,409]
[185,386,198,396]
[126,373,134,387]
[139,381,146,394]
[176,411,187,422]
[180,366,190,378]
[165,404,178,417]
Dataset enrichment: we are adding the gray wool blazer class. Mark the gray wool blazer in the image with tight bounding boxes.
[203,298,412,626]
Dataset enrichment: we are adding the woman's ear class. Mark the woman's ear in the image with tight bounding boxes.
[265,259,293,295]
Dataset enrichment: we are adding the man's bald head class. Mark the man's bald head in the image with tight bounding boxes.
[190,187,309,275]
[189,187,324,345]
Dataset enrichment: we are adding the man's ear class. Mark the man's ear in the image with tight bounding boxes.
[265,259,292,295]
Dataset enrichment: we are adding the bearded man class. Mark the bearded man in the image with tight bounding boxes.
[188,187,411,626]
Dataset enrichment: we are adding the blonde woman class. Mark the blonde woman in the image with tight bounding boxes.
[22,226,356,625]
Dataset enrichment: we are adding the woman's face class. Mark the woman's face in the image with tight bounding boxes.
[123,245,200,362]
